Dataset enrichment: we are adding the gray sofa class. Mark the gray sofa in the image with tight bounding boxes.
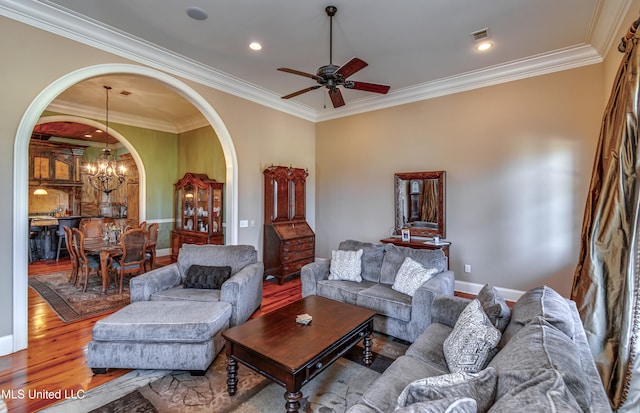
[130,244,264,327]
[301,240,455,343]
[348,285,612,413]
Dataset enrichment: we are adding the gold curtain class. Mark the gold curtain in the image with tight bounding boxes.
[421,179,438,223]
[571,30,640,410]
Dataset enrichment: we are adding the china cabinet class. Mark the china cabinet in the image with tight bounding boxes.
[263,165,315,284]
[171,172,223,260]
[29,140,85,215]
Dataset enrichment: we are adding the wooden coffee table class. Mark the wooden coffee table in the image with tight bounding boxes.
[222,296,376,413]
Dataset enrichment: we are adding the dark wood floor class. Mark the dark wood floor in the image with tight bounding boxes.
[0,256,303,413]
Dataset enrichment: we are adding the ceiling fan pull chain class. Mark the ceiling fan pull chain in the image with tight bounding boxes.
[326,6,337,65]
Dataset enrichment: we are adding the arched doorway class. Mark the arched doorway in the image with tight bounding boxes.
[12,63,239,352]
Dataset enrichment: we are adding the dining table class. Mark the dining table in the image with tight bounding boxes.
[83,237,123,294]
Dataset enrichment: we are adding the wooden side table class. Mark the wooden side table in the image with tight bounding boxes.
[380,236,451,269]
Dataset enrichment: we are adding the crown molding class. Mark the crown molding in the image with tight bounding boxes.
[315,44,603,122]
[587,0,633,56]
[0,0,631,124]
[0,0,317,122]
[47,100,210,134]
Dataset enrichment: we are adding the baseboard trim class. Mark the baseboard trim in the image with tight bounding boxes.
[0,334,14,357]
[455,281,524,303]
[156,248,171,257]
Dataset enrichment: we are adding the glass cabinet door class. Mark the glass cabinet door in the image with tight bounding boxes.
[175,187,184,230]
[212,188,222,233]
[196,186,209,233]
[183,183,195,231]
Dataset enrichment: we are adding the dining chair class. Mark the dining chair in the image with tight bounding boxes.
[138,221,147,231]
[82,221,103,238]
[144,223,159,271]
[72,228,101,291]
[110,228,147,294]
[64,226,79,285]
[56,217,82,261]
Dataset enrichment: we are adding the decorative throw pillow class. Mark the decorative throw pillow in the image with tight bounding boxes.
[396,367,497,413]
[444,299,501,373]
[338,240,385,282]
[380,244,447,285]
[476,284,511,332]
[392,257,438,297]
[394,397,477,413]
[183,265,232,289]
[328,249,363,282]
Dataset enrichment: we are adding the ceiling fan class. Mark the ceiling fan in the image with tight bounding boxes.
[278,5,390,108]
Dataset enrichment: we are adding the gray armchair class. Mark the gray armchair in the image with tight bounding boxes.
[130,244,263,326]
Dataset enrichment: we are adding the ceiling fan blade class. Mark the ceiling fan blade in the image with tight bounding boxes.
[347,81,390,94]
[335,57,368,79]
[329,88,345,108]
[277,67,322,81]
[281,85,321,99]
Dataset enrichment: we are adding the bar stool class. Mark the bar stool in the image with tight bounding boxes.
[56,217,82,261]
[28,219,39,263]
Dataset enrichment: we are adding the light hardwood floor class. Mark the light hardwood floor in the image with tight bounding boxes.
[0,256,302,413]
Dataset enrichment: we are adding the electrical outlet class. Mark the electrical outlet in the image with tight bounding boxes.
[239,220,249,228]
[464,264,471,273]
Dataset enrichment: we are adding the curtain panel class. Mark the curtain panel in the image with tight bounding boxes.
[572,33,640,410]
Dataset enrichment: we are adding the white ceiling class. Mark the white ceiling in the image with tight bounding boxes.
[0,0,633,129]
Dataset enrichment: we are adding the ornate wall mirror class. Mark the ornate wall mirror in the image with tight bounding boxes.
[394,171,446,238]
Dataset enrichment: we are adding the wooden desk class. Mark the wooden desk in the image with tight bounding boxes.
[83,238,122,294]
[380,236,451,269]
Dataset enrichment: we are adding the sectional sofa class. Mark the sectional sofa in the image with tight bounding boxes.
[347,285,611,412]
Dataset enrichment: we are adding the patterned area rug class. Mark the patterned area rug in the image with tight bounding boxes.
[28,271,131,323]
[44,334,408,413]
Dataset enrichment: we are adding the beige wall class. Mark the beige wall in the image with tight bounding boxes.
[316,65,604,297]
[178,126,226,183]
[2,4,637,349]
[0,17,315,341]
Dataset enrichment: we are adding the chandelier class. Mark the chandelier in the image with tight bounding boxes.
[86,85,126,195]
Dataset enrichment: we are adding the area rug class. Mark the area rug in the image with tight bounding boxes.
[43,334,408,413]
[28,271,131,323]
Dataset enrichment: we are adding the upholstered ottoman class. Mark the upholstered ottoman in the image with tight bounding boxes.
[87,300,232,375]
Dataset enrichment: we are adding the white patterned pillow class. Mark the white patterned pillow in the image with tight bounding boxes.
[444,299,501,373]
[328,249,363,282]
[391,257,438,297]
[396,367,497,413]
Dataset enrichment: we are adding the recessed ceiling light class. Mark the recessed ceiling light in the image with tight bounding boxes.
[186,6,208,21]
[475,41,494,52]
[249,42,262,51]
